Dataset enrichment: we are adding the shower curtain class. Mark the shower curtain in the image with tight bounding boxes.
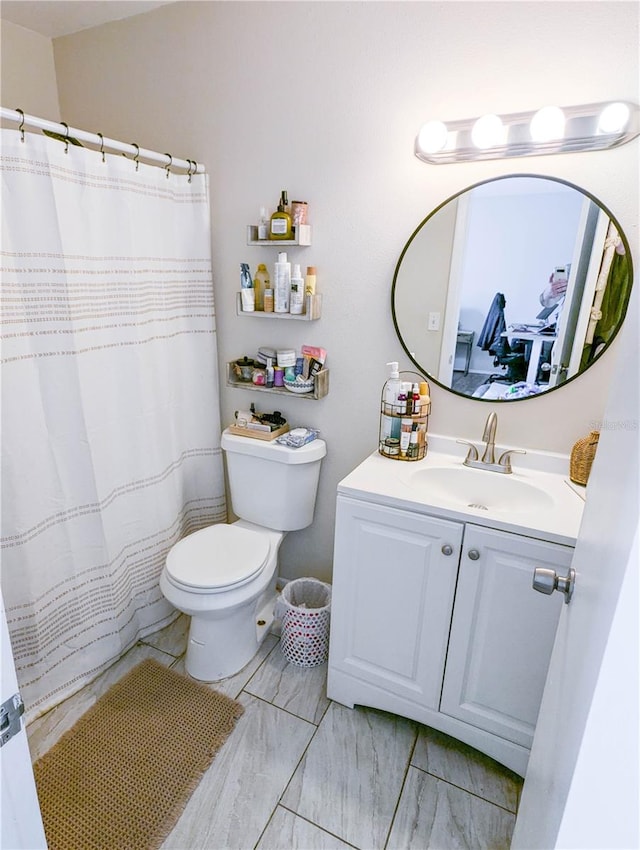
[0,129,227,721]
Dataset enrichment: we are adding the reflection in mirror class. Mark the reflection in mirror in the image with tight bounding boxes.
[392,175,633,401]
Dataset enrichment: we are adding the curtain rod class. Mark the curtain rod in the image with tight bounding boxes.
[0,107,205,175]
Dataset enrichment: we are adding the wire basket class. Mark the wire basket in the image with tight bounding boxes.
[379,371,431,461]
[276,578,332,667]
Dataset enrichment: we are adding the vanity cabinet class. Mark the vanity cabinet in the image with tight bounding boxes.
[439,525,569,748]
[328,498,463,710]
[327,494,573,776]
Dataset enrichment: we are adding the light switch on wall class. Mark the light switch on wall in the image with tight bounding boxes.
[428,312,441,331]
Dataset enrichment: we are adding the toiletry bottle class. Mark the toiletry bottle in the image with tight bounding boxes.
[396,386,407,419]
[240,263,255,311]
[290,263,305,314]
[264,288,274,312]
[305,266,317,296]
[384,362,402,415]
[253,263,269,311]
[266,357,274,388]
[270,190,292,240]
[411,383,420,414]
[419,381,430,416]
[257,207,269,240]
[408,424,419,458]
[403,382,414,415]
[400,418,412,457]
[274,252,291,313]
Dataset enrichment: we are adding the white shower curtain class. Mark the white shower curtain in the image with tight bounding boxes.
[0,129,226,720]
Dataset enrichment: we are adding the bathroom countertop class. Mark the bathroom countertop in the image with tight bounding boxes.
[338,434,585,547]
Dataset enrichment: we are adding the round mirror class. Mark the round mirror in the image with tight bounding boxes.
[392,174,633,401]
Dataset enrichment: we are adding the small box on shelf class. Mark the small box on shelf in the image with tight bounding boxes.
[246,224,311,246]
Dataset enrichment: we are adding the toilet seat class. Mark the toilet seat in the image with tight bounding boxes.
[165,524,270,592]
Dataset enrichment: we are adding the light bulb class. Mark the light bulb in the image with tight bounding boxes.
[530,106,565,142]
[597,102,630,134]
[471,114,504,149]
[417,120,449,154]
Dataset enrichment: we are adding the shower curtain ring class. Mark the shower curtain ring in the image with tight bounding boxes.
[15,108,25,142]
[164,153,172,179]
[60,122,70,154]
[97,133,106,163]
[186,159,194,183]
[132,143,140,171]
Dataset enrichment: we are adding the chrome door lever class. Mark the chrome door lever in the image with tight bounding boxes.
[532,567,576,604]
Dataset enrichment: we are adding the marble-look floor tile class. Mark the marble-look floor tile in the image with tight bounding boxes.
[26,643,176,762]
[245,644,330,724]
[139,613,189,657]
[161,693,316,850]
[170,633,279,700]
[282,702,417,849]
[411,726,522,813]
[387,767,515,850]
[256,806,355,850]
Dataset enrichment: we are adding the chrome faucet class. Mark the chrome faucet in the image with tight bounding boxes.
[481,411,498,465]
[457,412,526,474]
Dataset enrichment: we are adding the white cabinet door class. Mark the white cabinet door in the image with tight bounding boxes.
[440,524,573,748]
[328,496,463,710]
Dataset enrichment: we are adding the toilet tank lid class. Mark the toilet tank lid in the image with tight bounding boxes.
[221,429,326,464]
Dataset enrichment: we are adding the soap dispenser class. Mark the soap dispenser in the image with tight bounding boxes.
[383,362,402,415]
[269,190,293,240]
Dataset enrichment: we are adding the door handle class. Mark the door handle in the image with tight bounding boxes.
[532,567,575,604]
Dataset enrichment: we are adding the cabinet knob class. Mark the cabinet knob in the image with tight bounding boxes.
[441,544,454,556]
[533,567,576,604]
[468,549,480,560]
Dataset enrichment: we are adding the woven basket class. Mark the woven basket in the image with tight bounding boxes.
[570,431,600,485]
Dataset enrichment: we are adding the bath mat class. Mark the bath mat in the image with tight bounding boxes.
[33,658,244,850]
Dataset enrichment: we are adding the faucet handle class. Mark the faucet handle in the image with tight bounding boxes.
[457,439,479,462]
[497,448,526,473]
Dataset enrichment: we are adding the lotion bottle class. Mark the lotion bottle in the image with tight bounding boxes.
[266,357,274,388]
[305,266,317,295]
[290,263,304,314]
[274,252,291,313]
[270,190,292,240]
[384,362,402,415]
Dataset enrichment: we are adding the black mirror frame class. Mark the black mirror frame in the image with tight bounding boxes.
[391,173,634,403]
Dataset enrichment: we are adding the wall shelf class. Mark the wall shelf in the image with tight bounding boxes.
[236,292,322,321]
[246,224,311,246]
[226,363,329,400]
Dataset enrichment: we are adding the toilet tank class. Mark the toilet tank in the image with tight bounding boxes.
[221,429,327,531]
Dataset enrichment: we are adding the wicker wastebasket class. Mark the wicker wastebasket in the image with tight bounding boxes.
[276,578,332,667]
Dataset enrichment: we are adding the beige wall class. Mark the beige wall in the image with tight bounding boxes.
[9,1,640,581]
[0,19,60,119]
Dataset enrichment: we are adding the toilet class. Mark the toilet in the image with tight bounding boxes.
[160,427,326,682]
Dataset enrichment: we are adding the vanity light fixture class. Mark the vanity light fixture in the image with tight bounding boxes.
[415,101,640,164]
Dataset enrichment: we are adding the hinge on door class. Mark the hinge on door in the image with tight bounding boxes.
[0,693,25,747]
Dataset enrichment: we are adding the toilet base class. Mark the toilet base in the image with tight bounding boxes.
[185,579,277,681]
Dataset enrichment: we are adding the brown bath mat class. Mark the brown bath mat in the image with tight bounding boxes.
[33,658,244,850]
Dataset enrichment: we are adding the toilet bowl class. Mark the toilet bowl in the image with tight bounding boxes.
[160,428,326,681]
[160,520,285,681]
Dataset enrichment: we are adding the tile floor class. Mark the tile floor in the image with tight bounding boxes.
[27,616,523,850]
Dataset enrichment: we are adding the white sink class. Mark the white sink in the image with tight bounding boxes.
[407,466,554,514]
